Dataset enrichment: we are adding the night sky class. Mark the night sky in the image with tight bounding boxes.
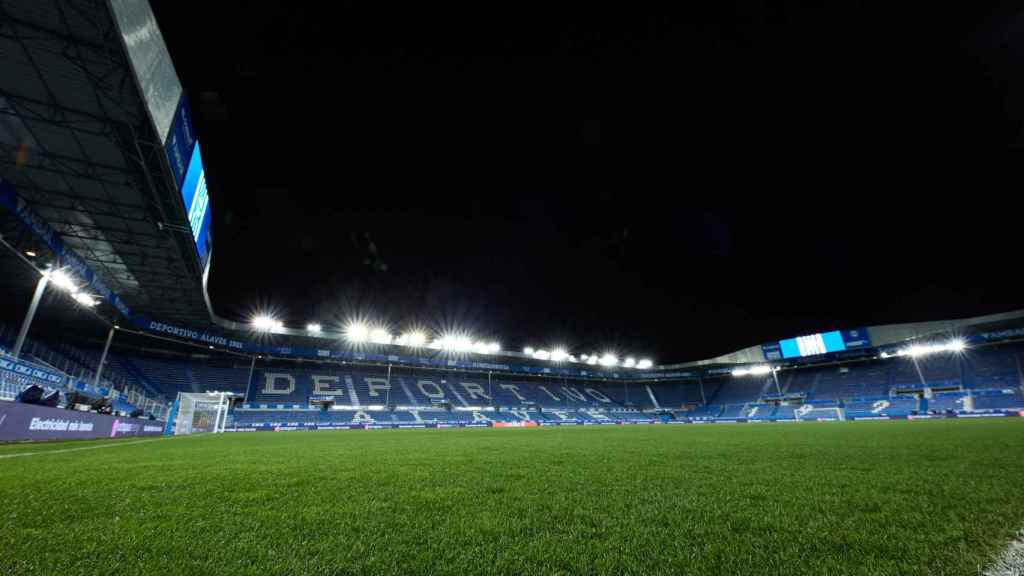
[147,2,1024,363]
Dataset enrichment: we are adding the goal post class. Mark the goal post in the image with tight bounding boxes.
[166,392,230,435]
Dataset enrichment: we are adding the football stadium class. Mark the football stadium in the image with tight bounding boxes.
[3,2,1024,575]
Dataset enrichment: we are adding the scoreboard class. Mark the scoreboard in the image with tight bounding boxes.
[762,329,871,361]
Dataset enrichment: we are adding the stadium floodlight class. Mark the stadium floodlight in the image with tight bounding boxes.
[439,334,473,352]
[488,342,500,353]
[623,357,636,368]
[598,353,618,367]
[252,315,282,331]
[587,354,599,365]
[580,354,589,361]
[47,269,77,292]
[473,341,490,354]
[524,346,535,356]
[636,359,653,369]
[345,322,369,343]
[733,364,771,377]
[551,348,569,362]
[71,292,97,307]
[534,349,551,360]
[370,328,393,345]
[405,331,427,348]
[306,323,322,333]
[903,339,967,358]
[568,354,578,363]
[24,250,36,257]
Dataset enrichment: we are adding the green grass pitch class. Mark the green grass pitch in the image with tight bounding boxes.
[3,419,1024,575]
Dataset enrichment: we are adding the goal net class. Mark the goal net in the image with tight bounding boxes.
[167,392,230,435]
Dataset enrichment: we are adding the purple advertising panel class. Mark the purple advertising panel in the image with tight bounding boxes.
[0,402,165,442]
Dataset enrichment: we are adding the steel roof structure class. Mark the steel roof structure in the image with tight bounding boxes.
[0,0,208,326]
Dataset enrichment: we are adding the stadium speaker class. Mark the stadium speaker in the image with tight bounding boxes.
[130,409,144,418]
[39,390,61,408]
[16,384,44,405]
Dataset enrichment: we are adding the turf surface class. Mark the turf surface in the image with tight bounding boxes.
[2,419,1024,575]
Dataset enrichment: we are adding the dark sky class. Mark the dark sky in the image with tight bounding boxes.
[148,2,1024,363]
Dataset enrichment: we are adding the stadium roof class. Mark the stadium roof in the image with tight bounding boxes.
[0,0,209,326]
[664,308,1024,370]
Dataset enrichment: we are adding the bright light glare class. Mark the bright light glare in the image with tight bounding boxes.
[47,269,77,292]
[524,347,535,356]
[488,342,500,353]
[636,359,653,369]
[901,339,967,358]
[732,364,771,377]
[71,292,97,307]
[534,349,550,360]
[400,331,427,347]
[598,353,618,367]
[623,357,636,368]
[306,323,322,333]
[551,348,568,362]
[370,328,392,345]
[252,315,282,331]
[345,322,369,343]
[439,334,473,352]
[587,354,598,365]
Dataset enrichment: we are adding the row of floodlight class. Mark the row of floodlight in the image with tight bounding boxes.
[522,347,653,369]
[881,338,966,359]
[347,323,501,354]
[252,317,503,354]
[731,365,777,377]
[251,315,653,368]
[43,268,98,307]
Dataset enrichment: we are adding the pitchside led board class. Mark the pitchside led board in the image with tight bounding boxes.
[165,97,212,271]
[762,329,871,361]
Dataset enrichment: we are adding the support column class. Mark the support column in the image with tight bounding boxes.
[13,274,48,359]
[92,326,116,388]
[911,356,928,387]
[385,363,392,408]
[243,355,257,404]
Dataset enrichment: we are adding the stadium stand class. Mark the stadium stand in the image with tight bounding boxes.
[9,322,1024,428]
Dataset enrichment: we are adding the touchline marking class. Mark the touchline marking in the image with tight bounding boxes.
[0,437,165,459]
[984,530,1024,576]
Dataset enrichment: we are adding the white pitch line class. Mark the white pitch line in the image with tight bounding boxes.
[0,437,166,459]
[985,531,1024,576]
